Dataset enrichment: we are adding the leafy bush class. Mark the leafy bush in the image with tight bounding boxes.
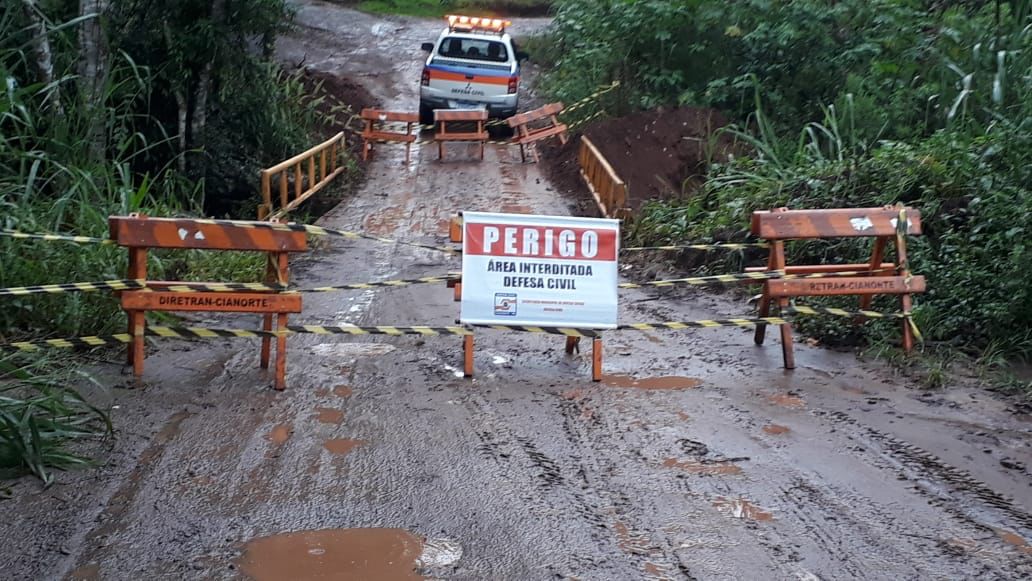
[0,353,112,487]
[545,0,1031,356]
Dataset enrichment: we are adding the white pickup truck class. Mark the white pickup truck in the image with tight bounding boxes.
[419,15,528,125]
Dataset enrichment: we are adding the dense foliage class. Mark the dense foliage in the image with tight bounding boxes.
[1,0,324,480]
[541,0,1032,358]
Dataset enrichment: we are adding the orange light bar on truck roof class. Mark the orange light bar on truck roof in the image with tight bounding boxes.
[446,14,511,33]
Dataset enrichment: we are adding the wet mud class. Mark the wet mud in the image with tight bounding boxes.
[601,374,702,390]
[323,438,364,455]
[237,528,422,580]
[3,3,1031,581]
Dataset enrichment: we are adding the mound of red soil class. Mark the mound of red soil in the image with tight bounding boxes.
[300,69,378,149]
[542,106,734,214]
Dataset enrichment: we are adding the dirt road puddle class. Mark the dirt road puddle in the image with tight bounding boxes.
[662,458,743,475]
[314,408,344,424]
[323,439,364,456]
[333,385,353,398]
[763,424,791,435]
[237,528,423,580]
[268,424,292,444]
[767,393,806,408]
[995,528,1032,554]
[602,374,702,390]
[713,497,774,521]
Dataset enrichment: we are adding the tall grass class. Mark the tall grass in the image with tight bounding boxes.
[0,353,112,487]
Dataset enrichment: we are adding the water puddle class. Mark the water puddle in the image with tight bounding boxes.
[763,424,791,435]
[314,408,344,424]
[268,424,292,444]
[323,439,364,456]
[994,528,1032,554]
[677,411,691,421]
[602,374,702,390]
[333,385,353,398]
[662,458,742,475]
[713,497,774,521]
[767,393,806,408]
[237,528,423,580]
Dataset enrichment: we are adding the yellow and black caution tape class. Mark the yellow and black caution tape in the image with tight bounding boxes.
[0,279,145,297]
[787,305,923,342]
[301,273,460,293]
[618,316,791,331]
[787,305,907,319]
[1,274,459,297]
[619,270,784,288]
[622,242,768,252]
[0,229,115,245]
[193,218,459,255]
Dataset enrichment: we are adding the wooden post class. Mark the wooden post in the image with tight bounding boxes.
[565,336,580,354]
[278,171,288,213]
[127,247,147,377]
[274,252,289,390]
[308,156,315,194]
[260,252,275,370]
[895,208,915,354]
[592,338,602,382]
[259,171,272,220]
[463,334,474,377]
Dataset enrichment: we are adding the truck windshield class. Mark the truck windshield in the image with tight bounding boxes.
[437,37,508,63]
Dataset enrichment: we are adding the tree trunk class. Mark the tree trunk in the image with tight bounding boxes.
[78,0,109,161]
[21,0,63,116]
[163,21,189,174]
[189,0,226,165]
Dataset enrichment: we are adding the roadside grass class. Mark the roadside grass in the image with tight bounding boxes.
[0,353,112,489]
[355,0,552,18]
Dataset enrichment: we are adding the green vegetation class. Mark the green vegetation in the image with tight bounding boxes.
[1,353,112,487]
[355,0,552,18]
[540,0,1032,369]
[1,0,331,481]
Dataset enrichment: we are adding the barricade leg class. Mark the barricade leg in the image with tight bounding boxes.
[565,336,580,354]
[778,297,795,369]
[463,334,474,377]
[754,293,770,345]
[129,310,145,377]
[274,313,287,390]
[592,338,602,382]
[519,143,526,163]
[901,293,915,353]
[260,313,273,369]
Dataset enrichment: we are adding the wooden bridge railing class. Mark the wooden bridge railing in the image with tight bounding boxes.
[578,136,629,218]
[258,132,346,220]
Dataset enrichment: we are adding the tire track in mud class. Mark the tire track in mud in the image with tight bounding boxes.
[820,409,1032,535]
[461,386,687,579]
[693,397,1032,578]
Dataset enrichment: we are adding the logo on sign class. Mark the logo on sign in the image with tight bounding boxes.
[494,293,517,316]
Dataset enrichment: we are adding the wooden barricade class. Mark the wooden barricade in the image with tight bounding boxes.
[259,132,345,220]
[506,102,568,163]
[578,136,629,218]
[434,109,488,160]
[110,215,308,390]
[749,205,925,368]
[360,109,419,164]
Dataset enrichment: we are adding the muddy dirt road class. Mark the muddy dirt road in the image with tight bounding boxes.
[4,2,1032,580]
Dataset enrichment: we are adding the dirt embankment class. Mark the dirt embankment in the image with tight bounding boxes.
[543,106,735,213]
